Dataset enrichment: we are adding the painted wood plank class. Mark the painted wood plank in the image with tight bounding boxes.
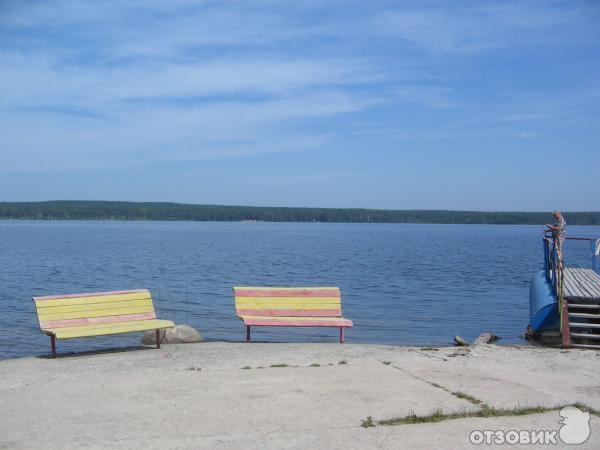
[234,296,341,303]
[35,299,153,314]
[235,290,339,298]
[563,273,584,299]
[48,319,175,339]
[37,304,155,321]
[241,317,353,327]
[569,269,600,298]
[575,269,600,296]
[34,292,151,307]
[564,270,590,299]
[40,312,156,329]
[234,301,341,309]
[34,289,149,301]
[236,309,341,317]
[234,287,339,291]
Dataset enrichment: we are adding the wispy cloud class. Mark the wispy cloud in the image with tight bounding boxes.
[0,0,599,179]
[368,1,599,55]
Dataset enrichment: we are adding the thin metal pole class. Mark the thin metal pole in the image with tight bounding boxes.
[156,329,161,349]
[339,327,345,343]
[246,326,251,342]
[50,335,56,358]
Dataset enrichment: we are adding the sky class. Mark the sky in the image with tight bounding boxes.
[1,0,599,211]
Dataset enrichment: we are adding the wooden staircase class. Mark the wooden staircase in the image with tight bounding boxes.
[560,268,600,349]
[563,299,600,349]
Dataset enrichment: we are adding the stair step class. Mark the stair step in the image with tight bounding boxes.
[570,343,600,350]
[571,333,600,340]
[568,312,600,319]
[570,322,600,329]
[568,303,600,309]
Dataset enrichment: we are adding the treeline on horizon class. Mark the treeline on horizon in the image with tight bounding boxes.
[1,201,599,225]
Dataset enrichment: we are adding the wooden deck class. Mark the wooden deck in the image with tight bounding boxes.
[563,268,600,301]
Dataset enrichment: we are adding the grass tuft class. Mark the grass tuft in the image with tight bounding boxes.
[338,360,347,365]
[361,416,376,428]
[451,391,482,405]
[573,403,600,416]
[241,366,251,370]
[309,363,321,367]
[270,363,289,368]
[378,405,559,427]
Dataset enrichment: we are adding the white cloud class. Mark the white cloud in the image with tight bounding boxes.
[369,2,598,54]
[1,0,598,176]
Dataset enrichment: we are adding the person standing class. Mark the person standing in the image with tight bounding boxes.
[546,210,567,263]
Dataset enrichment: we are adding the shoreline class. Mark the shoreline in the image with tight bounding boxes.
[0,339,539,362]
[1,342,599,449]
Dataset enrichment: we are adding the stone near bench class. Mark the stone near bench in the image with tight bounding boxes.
[142,324,202,345]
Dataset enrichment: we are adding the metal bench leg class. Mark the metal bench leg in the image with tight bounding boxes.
[156,329,161,349]
[339,327,345,344]
[246,326,251,342]
[50,335,57,358]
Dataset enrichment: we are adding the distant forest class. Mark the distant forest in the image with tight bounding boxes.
[1,201,599,225]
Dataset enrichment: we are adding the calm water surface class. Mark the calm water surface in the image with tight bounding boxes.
[1,221,599,359]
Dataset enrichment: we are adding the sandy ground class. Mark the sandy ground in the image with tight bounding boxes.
[1,342,600,449]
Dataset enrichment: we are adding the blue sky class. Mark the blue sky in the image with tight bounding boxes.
[1,0,599,210]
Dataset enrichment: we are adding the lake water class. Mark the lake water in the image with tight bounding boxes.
[1,221,599,359]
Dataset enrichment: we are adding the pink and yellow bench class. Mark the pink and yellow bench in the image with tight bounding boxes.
[33,289,174,357]
[233,286,353,343]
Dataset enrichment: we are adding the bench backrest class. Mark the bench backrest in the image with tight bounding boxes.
[233,287,342,317]
[33,289,157,331]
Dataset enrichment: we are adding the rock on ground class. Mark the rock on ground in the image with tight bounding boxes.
[142,324,202,344]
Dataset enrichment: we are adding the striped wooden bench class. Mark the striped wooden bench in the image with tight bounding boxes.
[233,287,353,343]
[33,289,175,357]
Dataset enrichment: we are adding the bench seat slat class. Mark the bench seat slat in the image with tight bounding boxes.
[34,289,149,301]
[236,309,341,317]
[235,289,340,298]
[240,316,353,327]
[235,296,340,304]
[45,319,175,339]
[37,304,155,322]
[233,286,340,297]
[40,312,157,329]
[234,301,341,309]
[35,299,153,315]
[34,291,151,307]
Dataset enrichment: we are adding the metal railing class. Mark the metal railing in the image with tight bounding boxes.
[543,235,600,339]
[542,235,561,296]
[543,235,600,289]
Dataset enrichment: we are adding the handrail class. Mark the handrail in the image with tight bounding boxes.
[542,234,600,339]
[542,235,564,334]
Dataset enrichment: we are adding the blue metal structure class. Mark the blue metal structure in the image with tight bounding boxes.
[529,237,561,334]
[529,236,600,336]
